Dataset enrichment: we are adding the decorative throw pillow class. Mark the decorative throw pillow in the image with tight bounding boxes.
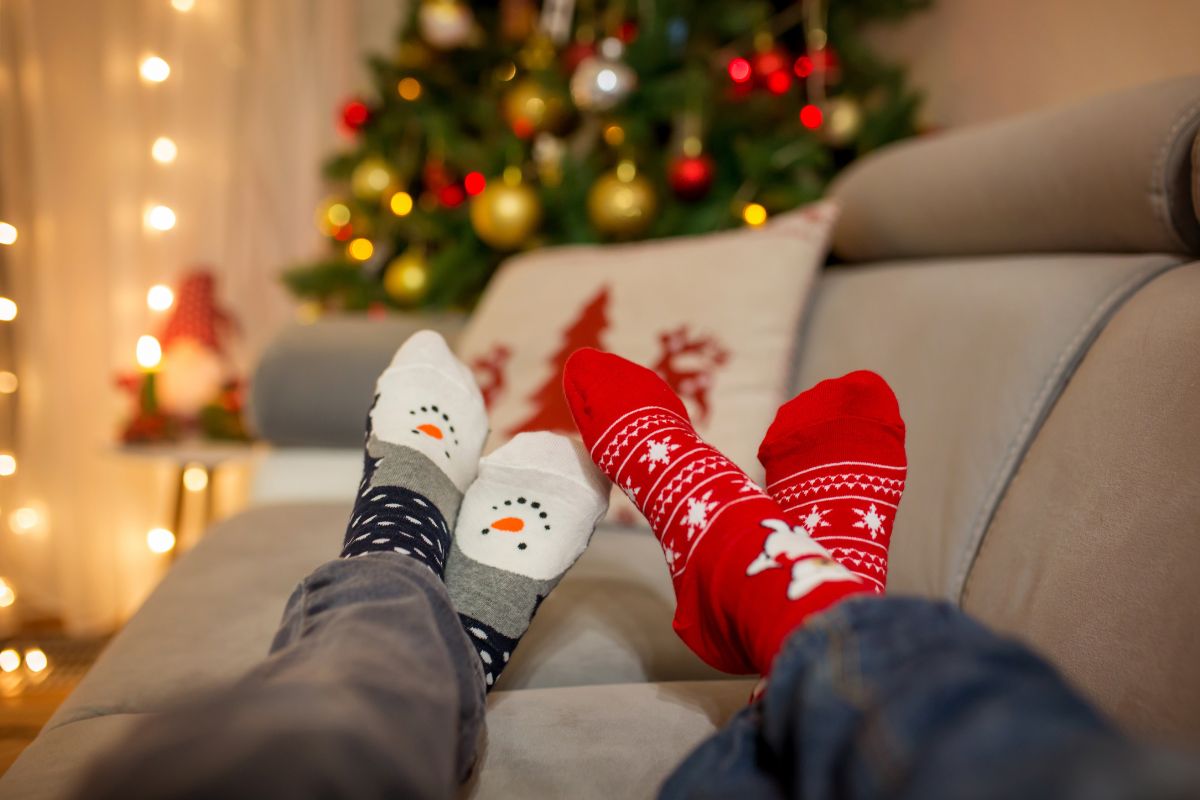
[457,202,839,525]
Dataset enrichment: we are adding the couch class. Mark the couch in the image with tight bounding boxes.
[4,76,1200,799]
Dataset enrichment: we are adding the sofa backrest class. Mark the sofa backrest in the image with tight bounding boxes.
[808,75,1200,742]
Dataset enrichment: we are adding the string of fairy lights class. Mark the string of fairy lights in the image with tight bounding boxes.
[0,0,197,686]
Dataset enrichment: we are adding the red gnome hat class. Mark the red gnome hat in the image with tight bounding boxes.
[159,269,237,355]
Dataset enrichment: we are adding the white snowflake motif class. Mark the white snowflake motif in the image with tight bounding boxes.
[685,490,718,539]
[620,478,640,503]
[801,506,831,535]
[663,545,681,568]
[851,503,887,539]
[639,436,680,472]
[737,477,760,494]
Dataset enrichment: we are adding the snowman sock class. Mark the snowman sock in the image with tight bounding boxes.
[340,330,488,574]
[563,348,872,676]
[444,432,610,690]
[758,371,908,593]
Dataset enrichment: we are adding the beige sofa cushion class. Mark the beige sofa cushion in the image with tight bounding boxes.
[830,75,1200,260]
[793,253,1180,602]
[963,263,1200,743]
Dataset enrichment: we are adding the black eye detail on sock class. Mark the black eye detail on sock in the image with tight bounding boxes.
[517,543,527,550]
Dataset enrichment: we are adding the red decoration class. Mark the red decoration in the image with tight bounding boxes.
[793,55,814,78]
[753,49,788,79]
[668,154,716,201]
[800,104,823,130]
[765,71,792,95]
[650,325,728,424]
[616,20,638,43]
[727,57,752,84]
[562,41,596,72]
[340,99,371,133]
[423,161,453,192]
[464,171,487,196]
[470,344,512,409]
[507,286,610,436]
[333,224,354,242]
[439,185,466,207]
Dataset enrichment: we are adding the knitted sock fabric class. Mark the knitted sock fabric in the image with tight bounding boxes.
[444,432,610,690]
[758,371,907,593]
[563,348,871,676]
[340,330,488,573]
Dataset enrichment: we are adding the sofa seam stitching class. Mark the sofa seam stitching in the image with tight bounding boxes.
[952,258,1185,605]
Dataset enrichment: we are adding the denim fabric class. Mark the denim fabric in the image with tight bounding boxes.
[78,553,486,800]
[661,596,1200,800]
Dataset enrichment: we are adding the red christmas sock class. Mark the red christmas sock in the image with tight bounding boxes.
[757,371,907,594]
[563,348,871,675]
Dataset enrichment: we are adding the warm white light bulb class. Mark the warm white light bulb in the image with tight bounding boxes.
[9,507,39,533]
[0,298,16,322]
[147,284,174,311]
[151,136,178,164]
[0,372,18,395]
[145,205,176,231]
[0,578,14,608]
[136,335,163,370]
[0,223,16,246]
[0,454,15,477]
[171,0,196,11]
[182,465,208,492]
[140,55,171,83]
[23,648,47,673]
[147,527,176,554]
[0,649,18,673]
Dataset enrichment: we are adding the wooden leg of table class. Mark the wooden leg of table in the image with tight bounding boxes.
[170,465,187,563]
[202,465,216,531]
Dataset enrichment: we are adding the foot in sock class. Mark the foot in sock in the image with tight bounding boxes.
[444,432,610,689]
[340,330,488,570]
[563,348,872,676]
[757,371,907,593]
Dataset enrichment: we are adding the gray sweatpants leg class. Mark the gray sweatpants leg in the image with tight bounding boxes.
[77,553,486,800]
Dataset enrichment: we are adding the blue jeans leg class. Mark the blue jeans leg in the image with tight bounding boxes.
[661,596,1198,800]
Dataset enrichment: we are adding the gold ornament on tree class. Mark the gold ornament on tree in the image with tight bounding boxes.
[570,37,636,112]
[470,167,543,250]
[418,0,476,49]
[823,96,863,147]
[503,78,568,139]
[383,247,431,304]
[350,156,399,201]
[587,160,657,237]
[315,197,353,237]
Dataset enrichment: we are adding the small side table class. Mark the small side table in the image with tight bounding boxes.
[115,441,258,559]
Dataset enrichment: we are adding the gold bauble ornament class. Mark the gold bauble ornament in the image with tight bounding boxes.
[351,156,399,201]
[823,96,864,147]
[587,161,657,237]
[417,0,475,49]
[383,248,431,304]
[502,78,567,138]
[470,168,542,250]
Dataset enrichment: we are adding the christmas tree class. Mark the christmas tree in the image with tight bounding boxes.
[507,286,609,435]
[283,0,928,312]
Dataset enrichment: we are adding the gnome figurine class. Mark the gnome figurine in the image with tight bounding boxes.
[156,270,237,419]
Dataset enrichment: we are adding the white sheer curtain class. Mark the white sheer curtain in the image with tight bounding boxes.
[0,0,403,634]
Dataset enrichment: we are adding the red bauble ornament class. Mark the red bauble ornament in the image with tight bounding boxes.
[340,98,371,133]
[668,154,715,201]
[423,161,454,192]
[562,41,596,72]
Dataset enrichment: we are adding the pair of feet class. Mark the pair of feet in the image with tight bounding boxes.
[345,331,906,687]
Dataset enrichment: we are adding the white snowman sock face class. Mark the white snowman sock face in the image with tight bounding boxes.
[370,330,488,493]
[444,432,610,689]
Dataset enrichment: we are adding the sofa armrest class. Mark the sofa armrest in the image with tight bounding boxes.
[249,313,468,447]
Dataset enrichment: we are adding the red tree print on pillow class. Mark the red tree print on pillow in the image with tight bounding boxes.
[470,344,511,410]
[651,326,729,425]
[507,287,610,436]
